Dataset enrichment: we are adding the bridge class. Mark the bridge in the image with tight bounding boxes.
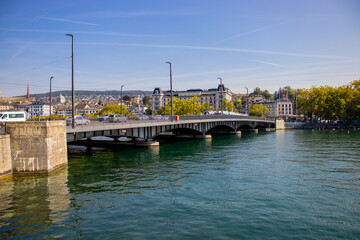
[1,116,279,178]
[66,115,276,144]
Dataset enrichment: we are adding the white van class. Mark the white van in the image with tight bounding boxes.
[0,111,26,128]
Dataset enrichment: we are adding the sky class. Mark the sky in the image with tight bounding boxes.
[0,0,359,97]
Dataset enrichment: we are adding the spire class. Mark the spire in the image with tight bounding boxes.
[27,82,30,99]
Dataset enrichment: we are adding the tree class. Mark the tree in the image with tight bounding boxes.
[221,99,238,112]
[122,95,131,101]
[155,97,215,115]
[99,104,129,116]
[145,108,152,115]
[253,87,273,100]
[296,80,360,122]
[142,96,152,107]
[249,104,269,117]
[233,99,242,112]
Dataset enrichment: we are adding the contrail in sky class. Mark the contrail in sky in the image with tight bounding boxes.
[37,16,99,26]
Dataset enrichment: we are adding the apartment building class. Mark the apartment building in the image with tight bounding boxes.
[152,84,232,112]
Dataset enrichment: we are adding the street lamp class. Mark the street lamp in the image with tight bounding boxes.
[49,76,54,121]
[218,77,223,115]
[245,87,249,113]
[165,62,173,119]
[66,33,75,128]
[121,85,124,115]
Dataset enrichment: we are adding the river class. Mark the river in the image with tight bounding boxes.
[0,130,359,239]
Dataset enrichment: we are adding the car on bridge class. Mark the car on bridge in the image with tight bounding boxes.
[66,116,90,126]
[150,115,169,120]
[98,114,111,122]
[105,114,128,122]
[136,114,149,120]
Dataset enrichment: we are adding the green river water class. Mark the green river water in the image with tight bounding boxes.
[0,130,359,239]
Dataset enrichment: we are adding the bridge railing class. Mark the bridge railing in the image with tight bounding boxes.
[66,114,274,130]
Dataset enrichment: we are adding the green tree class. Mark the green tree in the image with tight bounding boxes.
[221,99,238,112]
[99,104,129,116]
[233,99,242,112]
[155,97,214,115]
[145,108,153,115]
[142,96,152,107]
[296,80,360,122]
[249,104,269,117]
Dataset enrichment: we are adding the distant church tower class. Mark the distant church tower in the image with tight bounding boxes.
[27,82,30,99]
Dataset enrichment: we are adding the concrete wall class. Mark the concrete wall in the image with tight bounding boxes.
[275,119,285,130]
[0,135,12,178]
[6,121,68,174]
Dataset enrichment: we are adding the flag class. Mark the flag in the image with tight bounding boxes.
[285,91,288,101]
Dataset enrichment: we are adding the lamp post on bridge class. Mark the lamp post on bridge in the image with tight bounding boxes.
[66,33,75,128]
[49,76,54,121]
[245,87,249,114]
[218,77,223,115]
[121,84,124,116]
[165,62,173,119]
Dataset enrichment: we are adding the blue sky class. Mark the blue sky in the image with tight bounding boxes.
[0,0,359,97]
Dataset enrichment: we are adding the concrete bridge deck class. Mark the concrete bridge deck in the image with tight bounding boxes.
[66,115,275,142]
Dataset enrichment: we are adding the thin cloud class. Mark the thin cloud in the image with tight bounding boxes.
[0,28,167,38]
[16,40,355,60]
[75,42,353,60]
[255,60,288,68]
[72,10,200,19]
[37,16,99,26]
[11,41,35,60]
[209,22,285,46]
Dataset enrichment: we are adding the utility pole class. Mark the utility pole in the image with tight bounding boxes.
[66,34,75,128]
[121,85,124,115]
[49,76,54,121]
[218,77,223,115]
[165,62,173,119]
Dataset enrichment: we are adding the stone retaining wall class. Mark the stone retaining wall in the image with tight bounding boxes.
[6,121,68,174]
[0,135,12,178]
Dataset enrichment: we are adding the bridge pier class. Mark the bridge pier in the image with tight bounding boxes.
[6,121,68,175]
[0,135,12,178]
[230,131,242,135]
[195,134,212,139]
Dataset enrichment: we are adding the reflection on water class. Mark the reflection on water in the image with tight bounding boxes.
[0,130,360,239]
[0,168,70,238]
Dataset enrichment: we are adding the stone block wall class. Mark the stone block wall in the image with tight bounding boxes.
[275,119,285,130]
[0,135,12,178]
[6,121,68,174]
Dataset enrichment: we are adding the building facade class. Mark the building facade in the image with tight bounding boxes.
[152,84,232,112]
[28,104,51,118]
[264,100,294,119]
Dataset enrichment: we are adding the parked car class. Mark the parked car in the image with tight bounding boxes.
[98,114,111,122]
[136,114,149,120]
[66,116,90,126]
[106,114,128,122]
[150,115,169,120]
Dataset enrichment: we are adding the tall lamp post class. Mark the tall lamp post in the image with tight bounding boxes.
[66,33,75,128]
[121,85,124,115]
[218,77,223,115]
[245,87,249,114]
[165,62,173,118]
[49,76,54,121]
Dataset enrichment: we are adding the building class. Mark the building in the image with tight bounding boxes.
[264,100,294,119]
[28,103,50,118]
[152,84,232,112]
[75,103,99,115]
[58,93,66,104]
[56,106,72,116]
[0,102,13,111]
